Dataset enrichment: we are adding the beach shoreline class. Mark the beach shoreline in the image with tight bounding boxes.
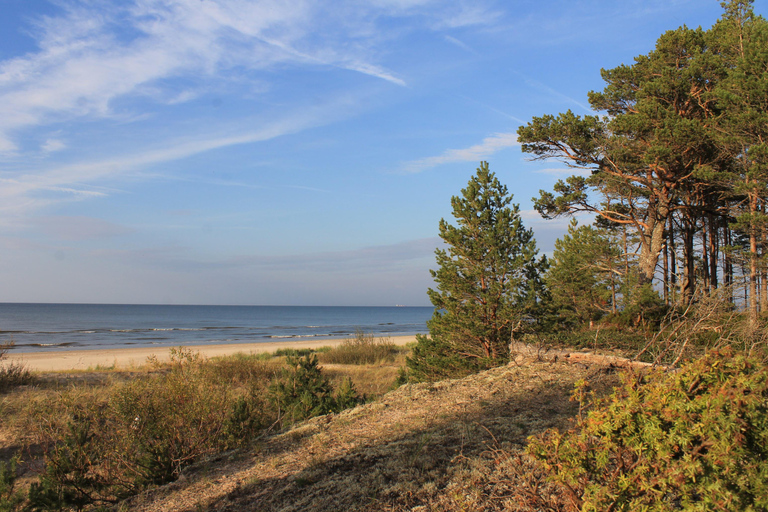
[6,335,417,372]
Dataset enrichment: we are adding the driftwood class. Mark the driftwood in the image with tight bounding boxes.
[509,342,667,371]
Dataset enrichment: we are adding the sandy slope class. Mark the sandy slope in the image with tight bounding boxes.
[123,357,622,512]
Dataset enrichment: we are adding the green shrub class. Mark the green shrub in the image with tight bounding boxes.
[21,348,366,510]
[273,348,316,358]
[615,282,668,331]
[0,457,24,512]
[405,333,494,383]
[28,407,130,510]
[319,331,400,365]
[269,354,363,427]
[332,376,363,411]
[269,354,335,426]
[207,353,281,386]
[528,348,768,511]
[110,357,238,484]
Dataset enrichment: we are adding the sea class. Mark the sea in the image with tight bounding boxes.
[0,303,434,353]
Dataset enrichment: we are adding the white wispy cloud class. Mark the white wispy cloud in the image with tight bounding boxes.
[0,104,335,219]
[400,132,519,173]
[444,35,478,54]
[454,94,526,124]
[0,0,430,152]
[431,3,502,29]
[41,139,66,153]
[0,0,503,221]
[0,0,504,154]
[521,75,592,113]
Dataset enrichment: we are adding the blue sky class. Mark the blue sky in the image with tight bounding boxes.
[0,0,756,306]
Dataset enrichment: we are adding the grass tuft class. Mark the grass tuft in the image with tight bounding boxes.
[0,342,34,393]
[319,331,401,365]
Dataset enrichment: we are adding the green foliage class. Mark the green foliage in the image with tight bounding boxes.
[405,333,493,383]
[269,353,334,425]
[409,162,548,382]
[269,353,363,427]
[536,329,648,354]
[319,331,399,365]
[208,352,280,383]
[528,348,768,511]
[519,12,727,288]
[332,376,362,411]
[617,282,668,331]
[0,457,24,512]
[28,408,127,511]
[546,219,622,327]
[273,348,317,358]
[110,351,243,485]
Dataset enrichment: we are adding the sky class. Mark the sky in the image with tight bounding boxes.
[0,0,760,306]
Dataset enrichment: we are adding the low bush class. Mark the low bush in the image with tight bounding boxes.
[208,352,281,385]
[319,331,400,365]
[273,348,317,358]
[528,348,768,511]
[269,354,363,427]
[0,342,34,393]
[0,457,24,512]
[405,333,495,383]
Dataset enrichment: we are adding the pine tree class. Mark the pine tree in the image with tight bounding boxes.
[546,219,622,328]
[711,0,768,321]
[407,162,547,381]
[519,23,724,292]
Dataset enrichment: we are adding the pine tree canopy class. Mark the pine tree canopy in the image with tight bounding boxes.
[407,162,547,381]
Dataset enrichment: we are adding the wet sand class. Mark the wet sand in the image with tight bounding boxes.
[6,335,417,372]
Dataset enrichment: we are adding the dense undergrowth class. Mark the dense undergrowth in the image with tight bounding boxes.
[529,347,768,511]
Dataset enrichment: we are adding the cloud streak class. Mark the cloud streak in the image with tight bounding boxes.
[0,0,505,222]
[0,103,338,219]
[400,132,519,173]
[93,237,441,274]
[0,0,504,153]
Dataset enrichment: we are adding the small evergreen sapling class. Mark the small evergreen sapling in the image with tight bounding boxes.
[407,162,547,381]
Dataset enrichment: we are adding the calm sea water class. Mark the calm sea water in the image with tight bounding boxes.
[0,304,433,353]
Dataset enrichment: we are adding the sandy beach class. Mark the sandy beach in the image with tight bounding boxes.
[6,335,417,372]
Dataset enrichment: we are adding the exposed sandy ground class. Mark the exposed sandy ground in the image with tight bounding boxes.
[122,355,624,512]
[6,336,417,372]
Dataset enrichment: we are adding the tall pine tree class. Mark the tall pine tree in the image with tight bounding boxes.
[407,162,547,382]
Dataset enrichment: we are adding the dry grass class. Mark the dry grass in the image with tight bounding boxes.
[0,342,34,393]
[0,346,405,504]
[317,331,402,366]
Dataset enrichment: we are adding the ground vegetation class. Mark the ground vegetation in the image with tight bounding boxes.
[0,339,398,511]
